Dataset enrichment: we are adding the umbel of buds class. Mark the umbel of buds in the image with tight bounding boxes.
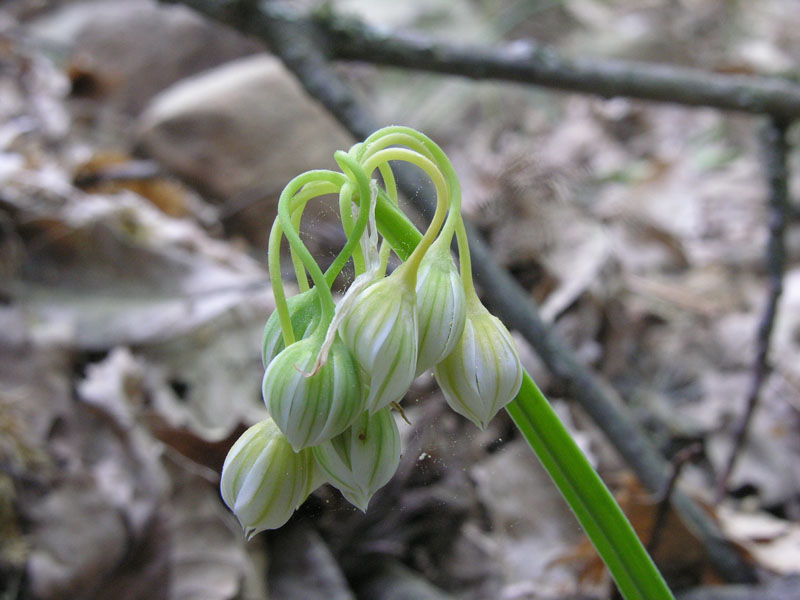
[220,126,523,536]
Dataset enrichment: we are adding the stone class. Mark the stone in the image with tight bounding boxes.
[30,0,259,114]
[136,53,353,247]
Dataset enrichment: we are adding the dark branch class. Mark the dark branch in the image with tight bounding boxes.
[164,0,758,583]
[715,117,791,501]
[163,1,800,118]
[314,6,800,118]
[73,160,162,188]
[648,443,703,555]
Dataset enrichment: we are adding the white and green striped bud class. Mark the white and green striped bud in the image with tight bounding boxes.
[263,336,364,451]
[415,239,467,375]
[312,407,401,512]
[434,301,523,430]
[262,289,322,368]
[220,418,322,538]
[339,273,418,414]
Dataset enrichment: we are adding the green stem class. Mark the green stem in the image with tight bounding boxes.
[370,194,675,600]
[267,217,296,348]
[506,376,675,600]
[290,208,308,292]
[360,128,438,164]
[373,187,421,259]
[337,182,365,274]
[361,148,449,283]
[375,162,398,277]
[454,215,478,304]
[289,181,340,291]
[334,151,373,278]
[270,170,373,346]
[361,127,457,213]
[270,177,347,346]
[377,161,398,206]
[277,171,344,332]
[364,126,464,265]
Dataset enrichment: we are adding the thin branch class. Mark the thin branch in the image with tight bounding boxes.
[648,443,703,555]
[321,5,800,118]
[163,0,757,583]
[73,160,163,188]
[715,117,791,501]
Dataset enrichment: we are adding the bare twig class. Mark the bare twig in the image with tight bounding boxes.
[715,117,791,502]
[159,1,800,118]
[648,443,703,555]
[163,0,757,583]
[287,3,800,118]
[73,160,162,188]
[610,444,701,598]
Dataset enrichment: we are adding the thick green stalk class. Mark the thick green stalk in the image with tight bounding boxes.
[374,188,421,258]
[372,192,675,600]
[506,376,674,600]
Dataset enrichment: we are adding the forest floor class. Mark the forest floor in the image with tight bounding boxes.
[1,1,799,599]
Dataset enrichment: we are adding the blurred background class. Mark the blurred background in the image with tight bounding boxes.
[1,0,799,598]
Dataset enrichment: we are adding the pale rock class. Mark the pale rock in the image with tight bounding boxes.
[137,53,353,247]
[30,0,259,114]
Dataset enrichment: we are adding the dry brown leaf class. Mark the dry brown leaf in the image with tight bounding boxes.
[73,149,195,218]
[570,472,730,588]
[706,382,800,507]
[717,504,800,575]
[4,172,271,349]
[17,342,167,599]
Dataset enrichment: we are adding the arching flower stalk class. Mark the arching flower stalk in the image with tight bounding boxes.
[262,168,370,450]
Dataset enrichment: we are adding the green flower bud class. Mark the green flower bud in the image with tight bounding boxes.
[339,273,418,414]
[434,302,523,430]
[263,336,364,451]
[415,240,466,375]
[312,408,401,511]
[262,289,321,368]
[220,418,321,538]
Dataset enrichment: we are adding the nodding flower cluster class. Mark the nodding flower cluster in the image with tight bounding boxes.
[221,127,523,537]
